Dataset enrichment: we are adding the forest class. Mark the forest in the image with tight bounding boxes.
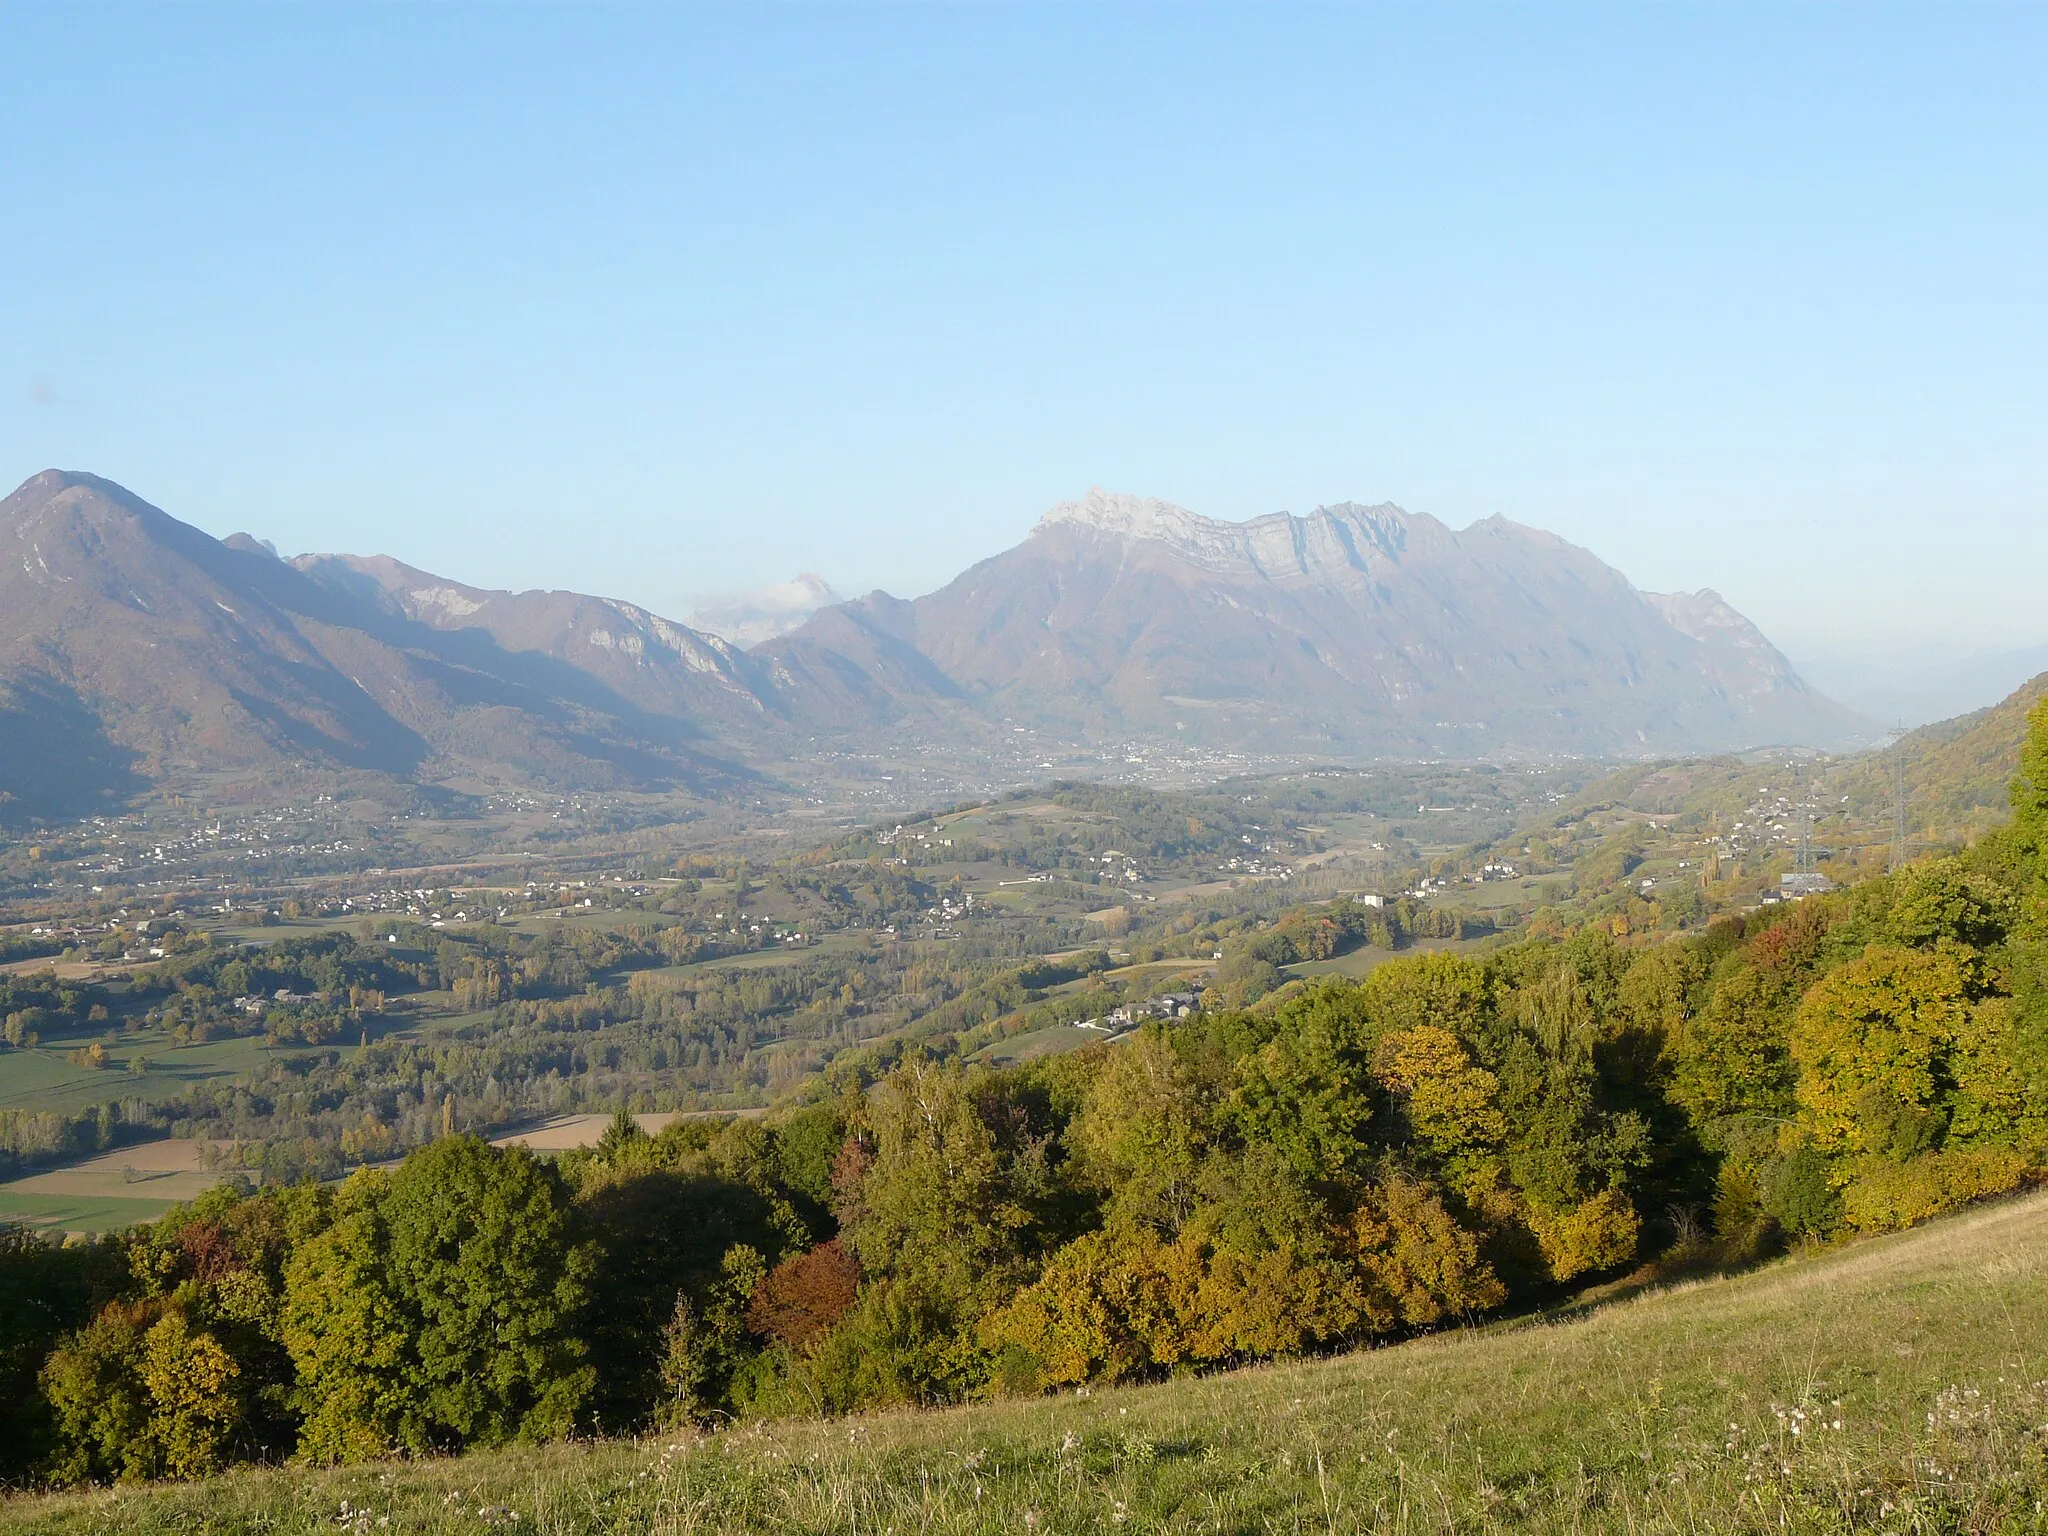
[0,700,2044,1487]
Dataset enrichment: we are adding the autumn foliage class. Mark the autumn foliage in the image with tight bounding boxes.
[6,701,2048,1487]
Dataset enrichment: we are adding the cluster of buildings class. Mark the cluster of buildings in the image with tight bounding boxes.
[67,805,360,882]
[1092,850,1145,883]
[232,988,325,1018]
[1073,990,1201,1035]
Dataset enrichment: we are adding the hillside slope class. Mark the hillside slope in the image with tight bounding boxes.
[1833,669,2048,839]
[767,490,1870,757]
[291,552,777,736]
[13,1191,2044,1534]
[1898,669,2048,832]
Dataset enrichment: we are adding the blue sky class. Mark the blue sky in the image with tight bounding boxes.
[2,3,2044,663]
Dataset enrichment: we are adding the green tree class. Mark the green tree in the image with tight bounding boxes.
[1793,945,1970,1158]
[848,1062,1017,1297]
[283,1140,597,1459]
[280,1175,411,1463]
[1883,859,2015,953]
[1230,1016,1375,1181]
[1348,1175,1505,1326]
[41,1302,153,1483]
[595,1107,646,1162]
[653,1243,765,1427]
[0,1224,111,1480]
[1373,1025,1504,1169]
[1663,967,1794,1132]
[2009,697,2048,935]
[2011,696,2048,853]
[379,1137,597,1448]
[1355,951,1489,1043]
[1068,1031,1216,1234]
[137,1309,240,1478]
[42,1301,244,1482]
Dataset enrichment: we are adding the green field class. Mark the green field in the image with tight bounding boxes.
[639,932,872,980]
[0,1031,276,1114]
[0,1189,183,1230]
[1284,936,1482,980]
[972,1019,1104,1065]
[1455,873,1571,912]
[12,1191,2046,1534]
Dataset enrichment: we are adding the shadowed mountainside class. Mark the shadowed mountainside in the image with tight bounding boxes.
[0,471,760,807]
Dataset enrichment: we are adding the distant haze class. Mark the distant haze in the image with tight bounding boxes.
[1789,644,2048,730]
[690,574,843,647]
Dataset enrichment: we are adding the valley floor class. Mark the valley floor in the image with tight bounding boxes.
[11,1190,2048,1535]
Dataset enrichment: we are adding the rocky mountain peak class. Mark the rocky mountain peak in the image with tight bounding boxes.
[1034,489,1424,581]
[7,469,141,531]
[1644,588,1753,641]
[1036,489,1212,542]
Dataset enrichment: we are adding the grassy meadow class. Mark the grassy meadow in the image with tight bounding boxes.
[12,1189,2047,1535]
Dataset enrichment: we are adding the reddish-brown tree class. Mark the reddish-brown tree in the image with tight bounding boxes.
[746,1240,860,1348]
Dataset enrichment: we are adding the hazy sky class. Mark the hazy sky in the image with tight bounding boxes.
[3,4,2044,660]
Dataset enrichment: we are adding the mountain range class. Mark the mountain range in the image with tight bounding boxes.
[761,491,1862,756]
[0,471,1870,819]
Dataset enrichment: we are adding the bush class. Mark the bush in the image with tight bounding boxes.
[1761,1146,1841,1237]
[1527,1189,1640,1283]
[1840,1147,2034,1233]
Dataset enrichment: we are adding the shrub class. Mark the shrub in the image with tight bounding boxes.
[1840,1147,2034,1233]
[1761,1145,1841,1237]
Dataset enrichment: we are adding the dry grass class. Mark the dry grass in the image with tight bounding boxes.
[11,1191,2048,1534]
[489,1115,686,1152]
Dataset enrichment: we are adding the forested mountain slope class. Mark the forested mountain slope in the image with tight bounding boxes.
[1872,669,2048,837]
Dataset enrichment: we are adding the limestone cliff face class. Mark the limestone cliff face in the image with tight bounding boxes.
[291,553,771,728]
[768,489,1867,755]
[1640,588,1807,703]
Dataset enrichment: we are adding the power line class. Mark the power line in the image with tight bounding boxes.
[1889,724,1909,873]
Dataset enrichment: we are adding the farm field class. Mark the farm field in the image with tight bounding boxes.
[489,1112,683,1150]
[0,1137,229,1232]
[12,1188,2044,1533]
[489,1108,766,1151]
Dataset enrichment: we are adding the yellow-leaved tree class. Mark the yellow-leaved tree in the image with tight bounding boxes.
[1792,945,1969,1158]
